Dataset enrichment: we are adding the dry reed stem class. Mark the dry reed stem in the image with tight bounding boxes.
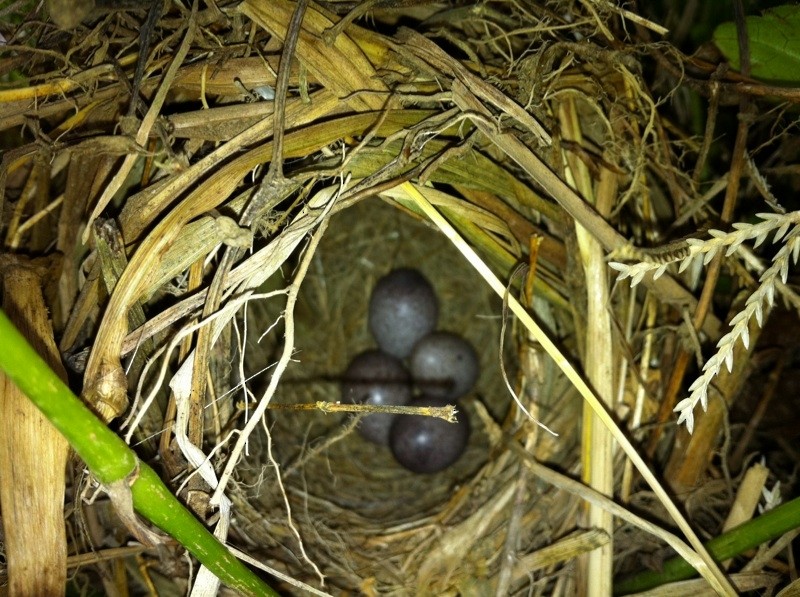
[271,401,459,421]
[0,257,69,595]
[512,529,610,580]
[559,94,615,596]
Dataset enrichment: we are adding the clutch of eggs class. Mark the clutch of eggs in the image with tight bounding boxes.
[342,268,477,473]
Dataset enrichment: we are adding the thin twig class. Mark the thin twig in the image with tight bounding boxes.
[127,0,165,118]
[185,0,311,462]
[242,0,309,224]
[268,401,458,421]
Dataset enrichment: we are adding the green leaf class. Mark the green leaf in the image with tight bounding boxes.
[713,4,800,85]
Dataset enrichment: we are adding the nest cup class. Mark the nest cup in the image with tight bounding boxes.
[230,197,516,591]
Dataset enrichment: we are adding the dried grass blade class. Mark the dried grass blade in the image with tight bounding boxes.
[82,4,197,244]
[241,0,388,111]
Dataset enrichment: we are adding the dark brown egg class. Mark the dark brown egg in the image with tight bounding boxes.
[389,395,470,474]
[409,331,479,399]
[368,268,439,359]
[341,350,412,445]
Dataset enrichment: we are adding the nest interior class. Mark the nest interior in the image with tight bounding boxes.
[226,196,580,593]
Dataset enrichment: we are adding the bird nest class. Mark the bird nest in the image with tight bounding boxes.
[225,197,579,594]
[2,0,799,596]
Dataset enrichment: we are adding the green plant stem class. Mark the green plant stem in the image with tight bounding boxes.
[0,308,277,596]
[615,495,800,594]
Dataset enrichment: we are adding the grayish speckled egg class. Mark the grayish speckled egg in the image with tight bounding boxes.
[410,331,479,399]
[341,350,412,445]
[368,268,438,359]
[389,395,470,474]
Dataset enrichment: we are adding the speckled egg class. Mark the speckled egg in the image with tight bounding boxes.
[368,268,439,359]
[341,350,412,445]
[389,395,470,474]
[409,331,479,399]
